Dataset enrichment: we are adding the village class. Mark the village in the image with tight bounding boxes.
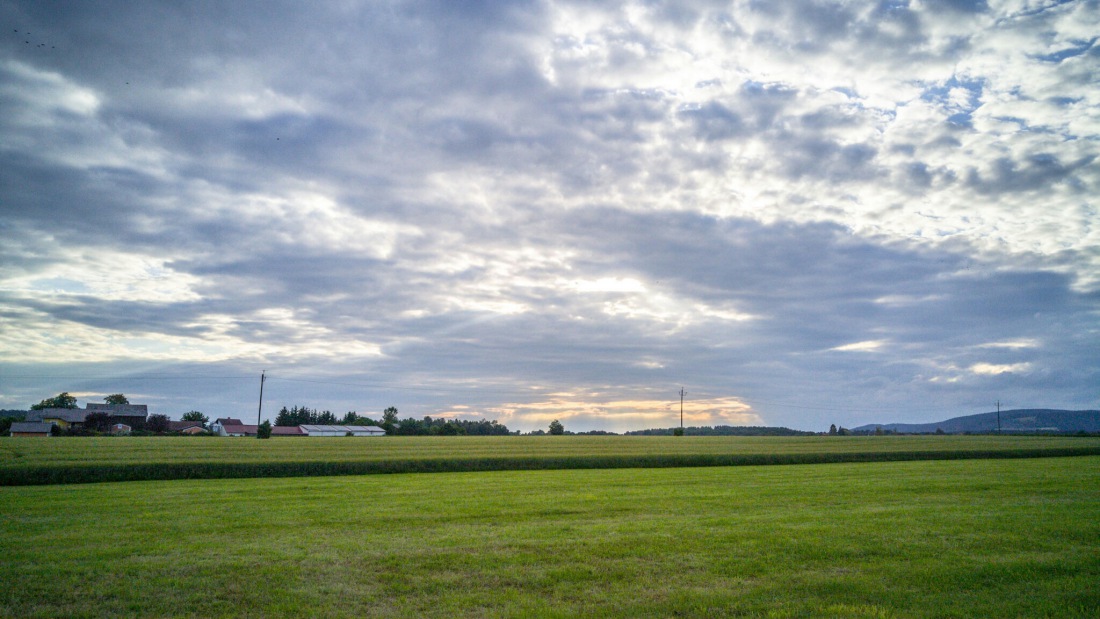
[8,401,387,438]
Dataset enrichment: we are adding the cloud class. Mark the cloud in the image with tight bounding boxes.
[970,362,1031,376]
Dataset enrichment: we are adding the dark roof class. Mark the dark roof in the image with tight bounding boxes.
[220,424,256,435]
[27,409,87,423]
[214,418,244,426]
[10,422,53,434]
[86,404,148,417]
[169,420,204,432]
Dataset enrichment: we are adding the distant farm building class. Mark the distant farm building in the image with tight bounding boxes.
[214,423,304,437]
[210,421,386,437]
[168,420,205,434]
[27,408,87,430]
[85,404,149,427]
[110,423,132,435]
[210,418,245,435]
[25,403,150,431]
[300,425,387,437]
[9,422,53,437]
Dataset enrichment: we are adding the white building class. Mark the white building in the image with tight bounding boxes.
[299,425,386,437]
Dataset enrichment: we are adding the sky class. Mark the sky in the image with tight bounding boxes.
[1,0,1097,432]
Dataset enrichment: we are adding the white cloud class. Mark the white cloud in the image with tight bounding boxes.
[831,340,888,353]
[971,362,1032,375]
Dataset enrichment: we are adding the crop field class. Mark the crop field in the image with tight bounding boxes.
[2,455,1098,618]
[3,435,1099,485]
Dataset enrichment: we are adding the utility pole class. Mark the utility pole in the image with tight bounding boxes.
[257,370,267,426]
[996,400,1001,433]
[680,387,686,430]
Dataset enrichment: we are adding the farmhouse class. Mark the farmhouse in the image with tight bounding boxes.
[26,403,150,431]
[210,418,245,435]
[9,422,53,437]
[26,408,88,430]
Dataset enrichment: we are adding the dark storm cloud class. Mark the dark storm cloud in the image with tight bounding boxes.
[965,153,1096,195]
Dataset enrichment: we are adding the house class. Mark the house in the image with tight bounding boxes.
[86,403,148,427]
[168,420,205,434]
[110,423,132,435]
[9,422,53,437]
[27,404,151,430]
[300,424,387,437]
[210,418,245,435]
[26,408,88,430]
[217,423,254,437]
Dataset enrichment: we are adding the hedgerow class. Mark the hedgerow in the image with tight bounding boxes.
[2,446,1099,486]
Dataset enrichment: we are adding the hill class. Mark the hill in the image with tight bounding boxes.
[625,425,816,436]
[853,409,1100,434]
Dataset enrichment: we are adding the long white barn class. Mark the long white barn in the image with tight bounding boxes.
[299,424,386,437]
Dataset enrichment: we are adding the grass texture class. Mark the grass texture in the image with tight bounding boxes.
[2,435,1099,485]
[1,456,1097,617]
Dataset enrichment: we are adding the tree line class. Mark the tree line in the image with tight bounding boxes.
[274,405,514,436]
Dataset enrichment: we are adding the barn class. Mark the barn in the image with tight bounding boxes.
[300,425,387,437]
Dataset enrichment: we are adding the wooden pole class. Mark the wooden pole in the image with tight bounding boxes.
[257,370,266,426]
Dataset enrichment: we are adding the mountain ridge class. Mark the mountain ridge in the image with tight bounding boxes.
[852,409,1100,434]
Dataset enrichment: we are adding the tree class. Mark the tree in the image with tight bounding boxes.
[85,412,111,433]
[829,424,838,435]
[382,407,399,425]
[548,419,565,435]
[673,427,684,436]
[105,394,130,405]
[31,392,77,410]
[257,420,272,439]
[0,413,25,435]
[182,411,208,425]
[146,414,170,433]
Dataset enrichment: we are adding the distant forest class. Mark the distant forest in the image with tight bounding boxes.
[625,426,816,436]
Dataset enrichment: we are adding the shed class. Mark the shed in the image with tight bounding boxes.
[110,423,132,435]
[10,422,53,437]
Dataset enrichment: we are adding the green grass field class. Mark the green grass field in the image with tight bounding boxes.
[2,456,1097,618]
[3,435,1099,485]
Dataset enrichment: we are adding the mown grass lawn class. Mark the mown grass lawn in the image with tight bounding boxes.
[2,456,1097,618]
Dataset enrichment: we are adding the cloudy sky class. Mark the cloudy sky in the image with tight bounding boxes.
[1,0,1097,432]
